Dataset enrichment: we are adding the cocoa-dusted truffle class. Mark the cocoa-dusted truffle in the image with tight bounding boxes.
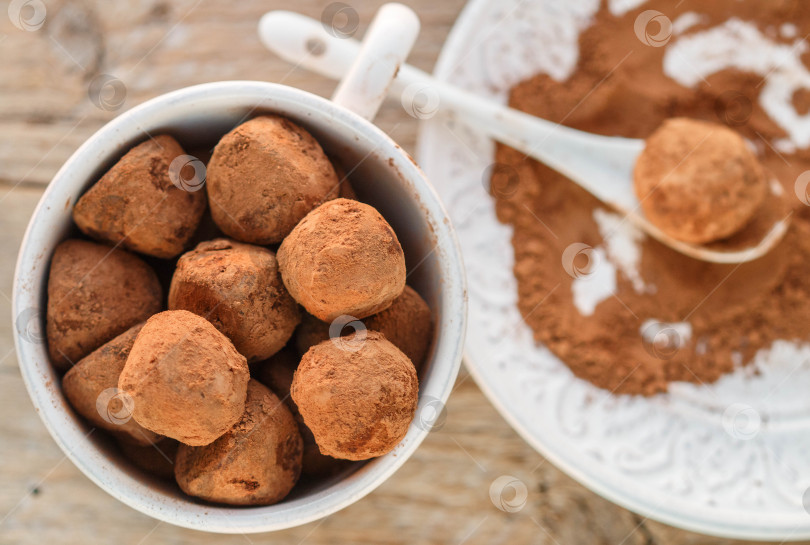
[634,118,767,244]
[174,380,303,505]
[118,438,178,479]
[278,198,406,322]
[291,331,418,460]
[255,347,348,478]
[326,160,357,201]
[73,135,207,258]
[118,310,249,446]
[293,313,330,357]
[47,239,162,370]
[62,323,161,445]
[367,286,433,368]
[206,116,338,244]
[338,179,357,200]
[253,347,300,410]
[168,239,300,362]
[295,286,433,370]
[299,425,349,479]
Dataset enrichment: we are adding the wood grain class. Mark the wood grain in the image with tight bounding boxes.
[0,1,800,543]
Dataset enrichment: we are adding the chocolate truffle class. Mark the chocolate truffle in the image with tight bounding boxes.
[293,312,332,357]
[326,160,357,201]
[299,425,349,479]
[206,116,339,244]
[62,323,161,445]
[254,347,348,478]
[73,135,207,258]
[47,239,162,370]
[634,118,767,244]
[338,179,357,200]
[291,331,418,460]
[168,239,300,362]
[118,437,179,479]
[295,286,433,370]
[278,198,406,322]
[174,380,303,506]
[253,347,300,410]
[118,310,249,446]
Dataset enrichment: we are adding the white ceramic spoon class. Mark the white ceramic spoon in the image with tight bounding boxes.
[258,10,789,264]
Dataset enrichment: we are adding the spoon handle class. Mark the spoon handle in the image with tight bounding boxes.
[330,3,420,121]
[259,10,643,206]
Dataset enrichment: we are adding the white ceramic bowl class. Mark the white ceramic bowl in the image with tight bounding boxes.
[12,71,466,535]
[416,0,810,540]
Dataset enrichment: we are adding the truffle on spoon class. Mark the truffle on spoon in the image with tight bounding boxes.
[634,118,768,244]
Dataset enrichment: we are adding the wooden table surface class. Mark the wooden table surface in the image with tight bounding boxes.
[0,1,800,543]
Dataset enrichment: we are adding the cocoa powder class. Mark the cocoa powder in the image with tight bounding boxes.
[494,1,810,395]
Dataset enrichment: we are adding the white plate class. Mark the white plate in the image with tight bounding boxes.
[416,0,810,540]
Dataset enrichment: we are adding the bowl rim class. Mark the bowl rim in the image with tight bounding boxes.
[12,80,467,533]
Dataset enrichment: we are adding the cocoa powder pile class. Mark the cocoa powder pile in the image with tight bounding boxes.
[494,0,810,395]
